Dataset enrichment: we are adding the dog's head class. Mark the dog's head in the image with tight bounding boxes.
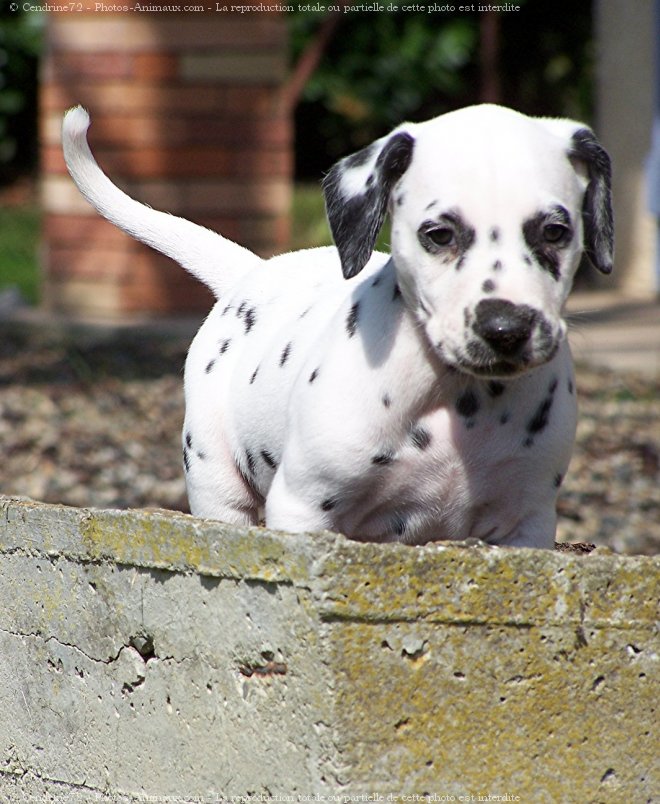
[323,104,613,378]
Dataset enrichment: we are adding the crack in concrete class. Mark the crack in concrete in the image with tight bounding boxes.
[0,766,155,803]
[0,626,189,671]
[0,627,145,667]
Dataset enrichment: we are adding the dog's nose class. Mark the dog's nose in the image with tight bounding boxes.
[473,299,536,356]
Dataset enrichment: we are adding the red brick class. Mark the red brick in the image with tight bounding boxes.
[49,52,134,80]
[119,252,215,314]
[45,215,133,247]
[41,14,291,318]
[42,82,280,117]
[44,110,291,151]
[48,15,286,51]
[193,217,243,243]
[47,247,133,282]
[132,53,179,81]
[44,144,235,179]
[47,245,214,315]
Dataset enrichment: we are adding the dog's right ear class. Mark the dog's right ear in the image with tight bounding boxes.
[323,130,415,279]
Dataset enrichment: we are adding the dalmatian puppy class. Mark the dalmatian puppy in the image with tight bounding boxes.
[62,104,613,548]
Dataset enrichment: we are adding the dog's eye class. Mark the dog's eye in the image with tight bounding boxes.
[425,227,455,247]
[543,223,569,244]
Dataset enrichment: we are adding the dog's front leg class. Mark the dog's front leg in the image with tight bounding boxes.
[264,468,334,535]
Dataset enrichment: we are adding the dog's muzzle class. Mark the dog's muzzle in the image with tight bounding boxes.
[461,298,558,377]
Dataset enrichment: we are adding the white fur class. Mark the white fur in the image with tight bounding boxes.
[62,104,613,548]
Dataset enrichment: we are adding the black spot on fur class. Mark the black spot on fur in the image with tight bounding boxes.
[372,452,394,466]
[221,303,232,315]
[456,390,480,418]
[196,450,206,461]
[410,426,431,450]
[523,254,533,266]
[490,227,500,242]
[261,450,277,470]
[382,393,392,408]
[185,432,192,449]
[536,316,556,357]
[244,307,257,334]
[522,206,572,281]
[183,447,191,473]
[280,342,292,367]
[220,339,231,355]
[392,283,402,302]
[205,359,216,374]
[371,276,381,287]
[548,376,559,395]
[250,366,259,384]
[346,302,360,338]
[245,450,256,475]
[500,411,511,425]
[488,380,506,397]
[492,260,503,272]
[309,368,319,384]
[568,377,574,395]
[553,472,564,488]
[236,301,247,317]
[482,279,496,294]
[236,460,254,489]
[527,395,554,435]
[321,498,337,512]
[391,514,407,536]
[418,210,476,260]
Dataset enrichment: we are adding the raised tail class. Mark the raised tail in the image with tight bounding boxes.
[61,106,262,298]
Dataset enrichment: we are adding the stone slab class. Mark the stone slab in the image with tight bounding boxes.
[0,497,657,801]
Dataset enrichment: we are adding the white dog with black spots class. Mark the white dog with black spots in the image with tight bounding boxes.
[62,103,613,548]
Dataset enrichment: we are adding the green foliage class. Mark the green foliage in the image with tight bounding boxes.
[290,182,390,253]
[290,11,478,165]
[290,183,334,251]
[289,4,594,176]
[0,10,44,182]
[0,205,41,303]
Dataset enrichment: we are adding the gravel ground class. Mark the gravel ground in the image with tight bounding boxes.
[1,326,658,555]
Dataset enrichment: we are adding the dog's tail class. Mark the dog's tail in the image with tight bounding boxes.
[61,106,262,298]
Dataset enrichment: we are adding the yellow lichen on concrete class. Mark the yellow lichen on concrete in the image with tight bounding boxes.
[327,619,656,796]
[315,538,658,628]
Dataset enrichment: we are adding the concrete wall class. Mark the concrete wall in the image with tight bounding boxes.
[0,496,657,801]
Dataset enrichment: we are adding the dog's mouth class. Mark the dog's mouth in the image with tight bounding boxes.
[438,334,562,379]
[440,300,563,378]
[456,354,551,379]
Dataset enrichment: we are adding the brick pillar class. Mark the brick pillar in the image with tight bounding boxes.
[41,10,291,318]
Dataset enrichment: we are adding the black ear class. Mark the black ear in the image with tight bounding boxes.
[323,131,415,278]
[569,129,614,274]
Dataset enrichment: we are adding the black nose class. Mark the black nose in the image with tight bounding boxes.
[473,299,537,356]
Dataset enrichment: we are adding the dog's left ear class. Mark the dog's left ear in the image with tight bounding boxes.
[323,130,415,279]
[568,127,614,274]
[541,118,613,275]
